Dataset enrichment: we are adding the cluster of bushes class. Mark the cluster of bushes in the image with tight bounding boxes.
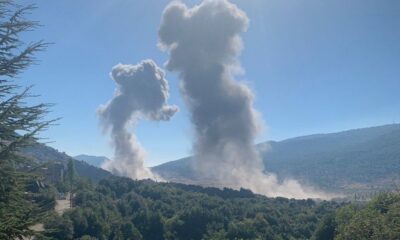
[332,193,400,239]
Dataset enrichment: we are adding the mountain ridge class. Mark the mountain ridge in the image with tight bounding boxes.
[73,154,109,168]
[26,123,400,193]
[152,124,400,193]
[20,144,111,182]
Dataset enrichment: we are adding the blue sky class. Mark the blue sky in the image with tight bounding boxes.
[19,0,400,166]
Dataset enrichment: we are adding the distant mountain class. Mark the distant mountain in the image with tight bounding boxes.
[21,144,111,182]
[73,154,109,168]
[21,144,71,163]
[152,124,400,193]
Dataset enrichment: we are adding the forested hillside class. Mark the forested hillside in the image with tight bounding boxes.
[74,154,109,168]
[19,123,400,195]
[41,176,341,239]
[261,124,400,192]
[40,176,400,240]
[21,144,111,182]
[153,124,400,193]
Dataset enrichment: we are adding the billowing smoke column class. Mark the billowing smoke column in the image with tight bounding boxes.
[159,0,328,198]
[98,59,178,179]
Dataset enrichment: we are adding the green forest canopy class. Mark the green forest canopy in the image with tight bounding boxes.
[42,176,400,240]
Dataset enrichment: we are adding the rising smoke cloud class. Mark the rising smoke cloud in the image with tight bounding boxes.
[159,0,328,199]
[98,59,178,180]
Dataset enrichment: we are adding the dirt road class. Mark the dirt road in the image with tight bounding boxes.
[55,192,71,215]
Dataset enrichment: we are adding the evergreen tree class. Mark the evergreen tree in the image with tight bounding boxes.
[0,1,53,239]
[67,158,75,207]
[67,159,75,187]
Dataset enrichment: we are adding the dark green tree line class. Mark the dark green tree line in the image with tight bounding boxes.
[42,176,342,240]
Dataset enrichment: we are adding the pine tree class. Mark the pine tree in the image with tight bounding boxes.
[66,158,75,208]
[0,1,54,239]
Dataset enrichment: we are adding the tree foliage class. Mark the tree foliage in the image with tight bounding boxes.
[41,175,400,240]
[0,1,54,239]
[43,176,342,240]
[334,192,400,240]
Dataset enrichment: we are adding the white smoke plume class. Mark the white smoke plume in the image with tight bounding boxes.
[159,0,329,199]
[98,59,178,180]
